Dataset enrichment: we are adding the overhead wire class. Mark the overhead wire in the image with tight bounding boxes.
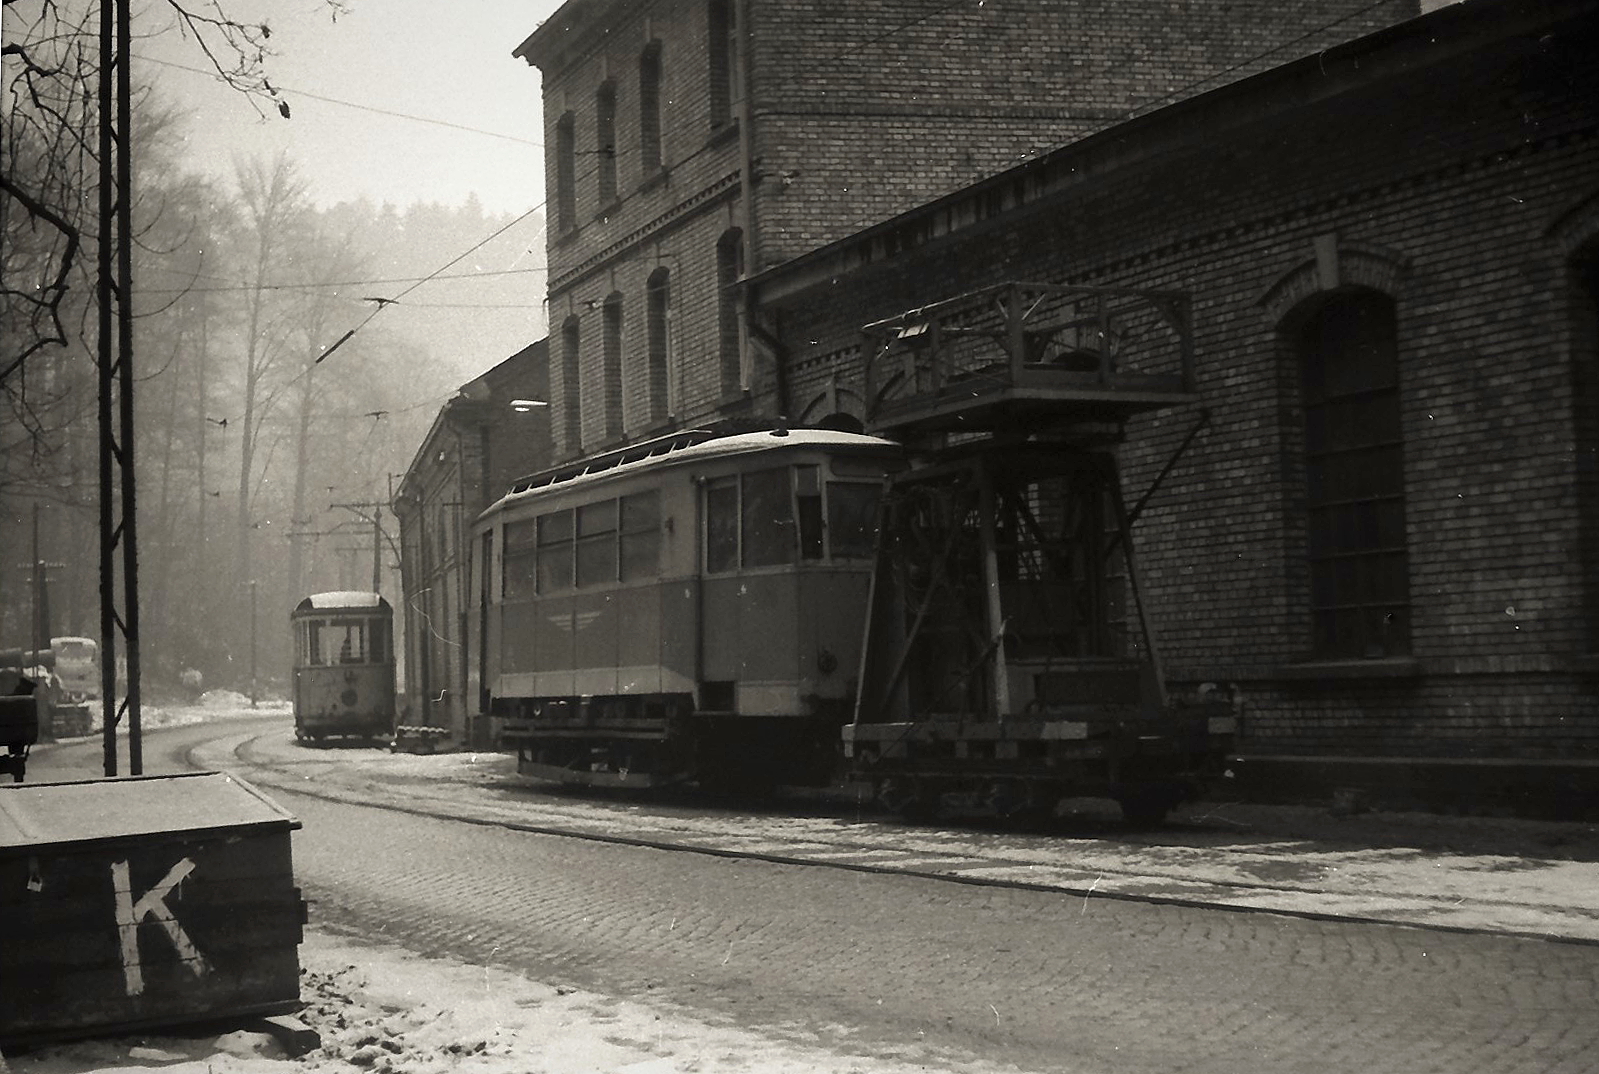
[136,53,544,148]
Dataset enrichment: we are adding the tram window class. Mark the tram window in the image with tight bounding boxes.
[305,621,324,665]
[331,619,368,664]
[827,482,881,559]
[576,500,619,587]
[503,519,539,599]
[796,465,824,560]
[620,490,661,581]
[742,467,794,568]
[537,510,576,593]
[706,478,739,573]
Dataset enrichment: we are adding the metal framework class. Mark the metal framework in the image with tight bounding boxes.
[847,280,1230,822]
[861,280,1195,436]
[98,0,140,775]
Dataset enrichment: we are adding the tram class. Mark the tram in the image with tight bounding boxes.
[290,591,396,743]
[471,426,904,790]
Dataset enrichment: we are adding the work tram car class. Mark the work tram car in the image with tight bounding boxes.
[290,591,397,743]
[471,427,904,791]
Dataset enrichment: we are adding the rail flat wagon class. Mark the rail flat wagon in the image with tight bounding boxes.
[843,281,1237,823]
[471,427,903,790]
[290,592,396,744]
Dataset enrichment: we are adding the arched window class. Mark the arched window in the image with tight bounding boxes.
[595,82,617,206]
[555,111,576,233]
[561,315,582,456]
[639,42,663,175]
[707,0,733,128]
[646,267,671,423]
[1296,289,1410,658]
[602,292,624,442]
[716,228,744,396]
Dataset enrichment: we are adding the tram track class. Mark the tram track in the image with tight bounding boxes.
[205,724,1599,945]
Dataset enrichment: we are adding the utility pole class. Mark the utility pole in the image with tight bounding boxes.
[249,579,258,709]
[98,0,140,777]
[329,503,399,595]
[27,505,65,657]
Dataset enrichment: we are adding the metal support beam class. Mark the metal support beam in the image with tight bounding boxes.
[98,0,140,776]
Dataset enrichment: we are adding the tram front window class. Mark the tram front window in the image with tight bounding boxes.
[306,618,370,665]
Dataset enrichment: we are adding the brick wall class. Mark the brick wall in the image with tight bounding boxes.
[746,0,1418,268]
[761,7,1599,759]
[522,0,1419,460]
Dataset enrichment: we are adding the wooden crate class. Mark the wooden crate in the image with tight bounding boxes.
[0,772,306,1045]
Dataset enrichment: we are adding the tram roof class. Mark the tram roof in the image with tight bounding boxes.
[485,428,900,516]
[296,591,390,612]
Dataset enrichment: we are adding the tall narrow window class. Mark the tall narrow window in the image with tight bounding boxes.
[555,111,576,233]
[716,228,743,396]
[595,82,617,206]
[639,42,663,175]
[1298,289,1410,658]
[707,0,733,128]
[646,266,670,423]
[1572,242,1599,645]
[602,292,624,441]
[561,315,582,456]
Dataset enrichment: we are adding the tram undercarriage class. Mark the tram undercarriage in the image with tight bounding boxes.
[498,695,845,793]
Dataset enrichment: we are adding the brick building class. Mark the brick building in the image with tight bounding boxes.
[742,0,1599,814]
[393,340,551,746]
[513,0,1417,462]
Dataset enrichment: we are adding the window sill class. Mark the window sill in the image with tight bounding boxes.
[554,226,581,247]
[1275,658,1421,681]
[637,169,668,195]
[706,120,740,149]
[592,200,623,223]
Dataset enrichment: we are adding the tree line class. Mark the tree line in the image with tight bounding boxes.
[2,2,544,696]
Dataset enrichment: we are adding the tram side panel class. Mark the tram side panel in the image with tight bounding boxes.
[480,432,900,789]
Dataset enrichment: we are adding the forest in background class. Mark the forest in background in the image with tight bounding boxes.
[1,1,548,695]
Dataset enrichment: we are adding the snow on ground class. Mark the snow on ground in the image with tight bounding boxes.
[3,931,1017,1074]
[12,703,1022,1074]
[53,693,291,740]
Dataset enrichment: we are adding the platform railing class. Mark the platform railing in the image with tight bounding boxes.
[861,281,1195,431]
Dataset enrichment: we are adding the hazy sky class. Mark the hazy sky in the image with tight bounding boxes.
[138,0,565,214]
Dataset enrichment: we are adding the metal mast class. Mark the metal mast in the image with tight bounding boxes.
[98,0,141,776]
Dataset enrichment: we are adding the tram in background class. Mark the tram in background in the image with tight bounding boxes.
[472,427,904,791]
[290,591,396,744]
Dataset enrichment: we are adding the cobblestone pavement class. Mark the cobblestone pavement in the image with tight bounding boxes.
[218,723,1599,942]
[279,787,1599,1074]
[27,718,1599,1073]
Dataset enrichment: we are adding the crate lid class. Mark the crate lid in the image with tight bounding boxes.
[0,771,300,851]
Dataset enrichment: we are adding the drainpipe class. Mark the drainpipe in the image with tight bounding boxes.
[734,0,758,393]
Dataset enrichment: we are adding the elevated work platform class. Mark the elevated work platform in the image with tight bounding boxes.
[861,281,1197,436]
